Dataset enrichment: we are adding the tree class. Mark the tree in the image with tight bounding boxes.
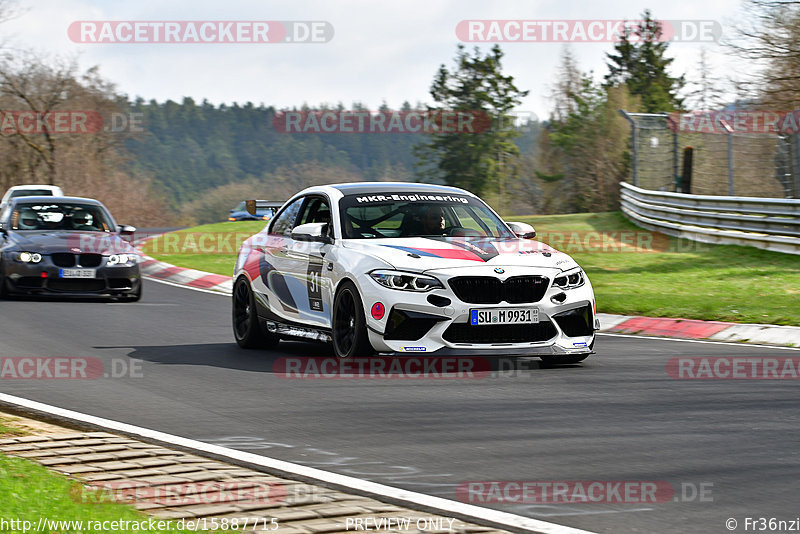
[605,10,685,112]
[728,0,800,108]
[684,48,726,110]
[415,45,528,202]
[538,49,635,213]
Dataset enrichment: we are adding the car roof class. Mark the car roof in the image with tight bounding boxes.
[8,195,104,207]
[329,182,473,195]
[6,184,61,190]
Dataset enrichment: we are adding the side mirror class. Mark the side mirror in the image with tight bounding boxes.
[507,221,536,239]
[291,222,332,243]
[0,221,6,234]
[117,224,136,238]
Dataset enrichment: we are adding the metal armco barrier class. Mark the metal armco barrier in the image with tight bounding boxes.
[620,182,800,255]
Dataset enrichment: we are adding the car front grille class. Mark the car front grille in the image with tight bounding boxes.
[79,254,102,267]
[50,253,103,268]
[52,253,75,267]
[448,276,549,304]
[443,321,558,344]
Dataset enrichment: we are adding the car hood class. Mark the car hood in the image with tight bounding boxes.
[7,231,136,255]
[341,236,579,272]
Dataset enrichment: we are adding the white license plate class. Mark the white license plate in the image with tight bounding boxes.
[59,269,96,279]
[470,307,538,325]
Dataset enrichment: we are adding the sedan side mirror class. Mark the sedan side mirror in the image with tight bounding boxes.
[506,221,536,239]
[0,221,6,235]
[117,225,136,238]
[291,222,332,243]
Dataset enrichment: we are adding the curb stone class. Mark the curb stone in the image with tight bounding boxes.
[0,411,508,534]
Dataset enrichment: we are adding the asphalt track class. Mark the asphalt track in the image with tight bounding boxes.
[1,279,798,533]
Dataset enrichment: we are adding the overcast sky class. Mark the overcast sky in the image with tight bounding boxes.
[4,0,751,119]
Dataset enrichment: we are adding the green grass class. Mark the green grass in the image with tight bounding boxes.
[142,221,265,276]
[0,417,28,437]
[0,454,226,533]
[144,212,800,326]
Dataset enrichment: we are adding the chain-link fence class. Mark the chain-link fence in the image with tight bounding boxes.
[619,110,800,198]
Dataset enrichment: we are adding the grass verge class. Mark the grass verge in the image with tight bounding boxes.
[0,416,28,437]
[142,213,800,325]
[0,453,227,533]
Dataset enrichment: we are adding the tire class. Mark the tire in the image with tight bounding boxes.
[232,277,279,349]
[332,280,372,358]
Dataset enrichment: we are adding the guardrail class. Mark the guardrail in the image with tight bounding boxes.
[619,182,800,255]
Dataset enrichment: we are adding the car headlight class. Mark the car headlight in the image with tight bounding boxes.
[369,270,443,292]
[16,252,42,263]
[553,268,585,289]
[108,254,136,266]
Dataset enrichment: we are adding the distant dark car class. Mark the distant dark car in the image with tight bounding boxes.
[227,200,281,221]
[0,196,141,300]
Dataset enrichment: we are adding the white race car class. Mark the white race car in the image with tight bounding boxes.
[232,182,598,364]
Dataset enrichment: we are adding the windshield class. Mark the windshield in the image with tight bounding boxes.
[10,202,114,232]
[338,192,514,239]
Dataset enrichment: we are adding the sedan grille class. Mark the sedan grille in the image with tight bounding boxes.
[49,253,103,268]
[52,253,76,267]
[79,254,102,267]
[448,276,549,304]
[443,321,558,344]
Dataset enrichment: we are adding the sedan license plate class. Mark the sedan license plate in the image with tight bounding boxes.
[470,307,538,325]
[59,269,96,279]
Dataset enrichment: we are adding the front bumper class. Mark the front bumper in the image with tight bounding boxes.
[360,266,598,357]
[4,261,141,297]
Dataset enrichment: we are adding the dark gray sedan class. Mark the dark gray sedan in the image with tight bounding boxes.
[0,196,141,300]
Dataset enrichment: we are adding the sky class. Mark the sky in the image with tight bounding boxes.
[3,0,752,120]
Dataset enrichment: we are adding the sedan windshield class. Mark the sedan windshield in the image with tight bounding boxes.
[10,202,114,232]
[338,192,515,239]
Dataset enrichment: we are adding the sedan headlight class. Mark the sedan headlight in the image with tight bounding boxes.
[369,270,443,292]
[107,254,136,266]
[16,252,42,263]
[553,268,585,289]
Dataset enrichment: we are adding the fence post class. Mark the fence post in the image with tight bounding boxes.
[665,114,679,192]
[720,119,735,196]
[619,110,638,186]
[794,133,800,198]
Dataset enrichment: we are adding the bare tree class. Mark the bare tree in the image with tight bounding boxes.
[684,49,727,110]
[727,0,800,108]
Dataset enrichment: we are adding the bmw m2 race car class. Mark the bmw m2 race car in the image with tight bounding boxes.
[0,196,142,300]
[232,183,598,364]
